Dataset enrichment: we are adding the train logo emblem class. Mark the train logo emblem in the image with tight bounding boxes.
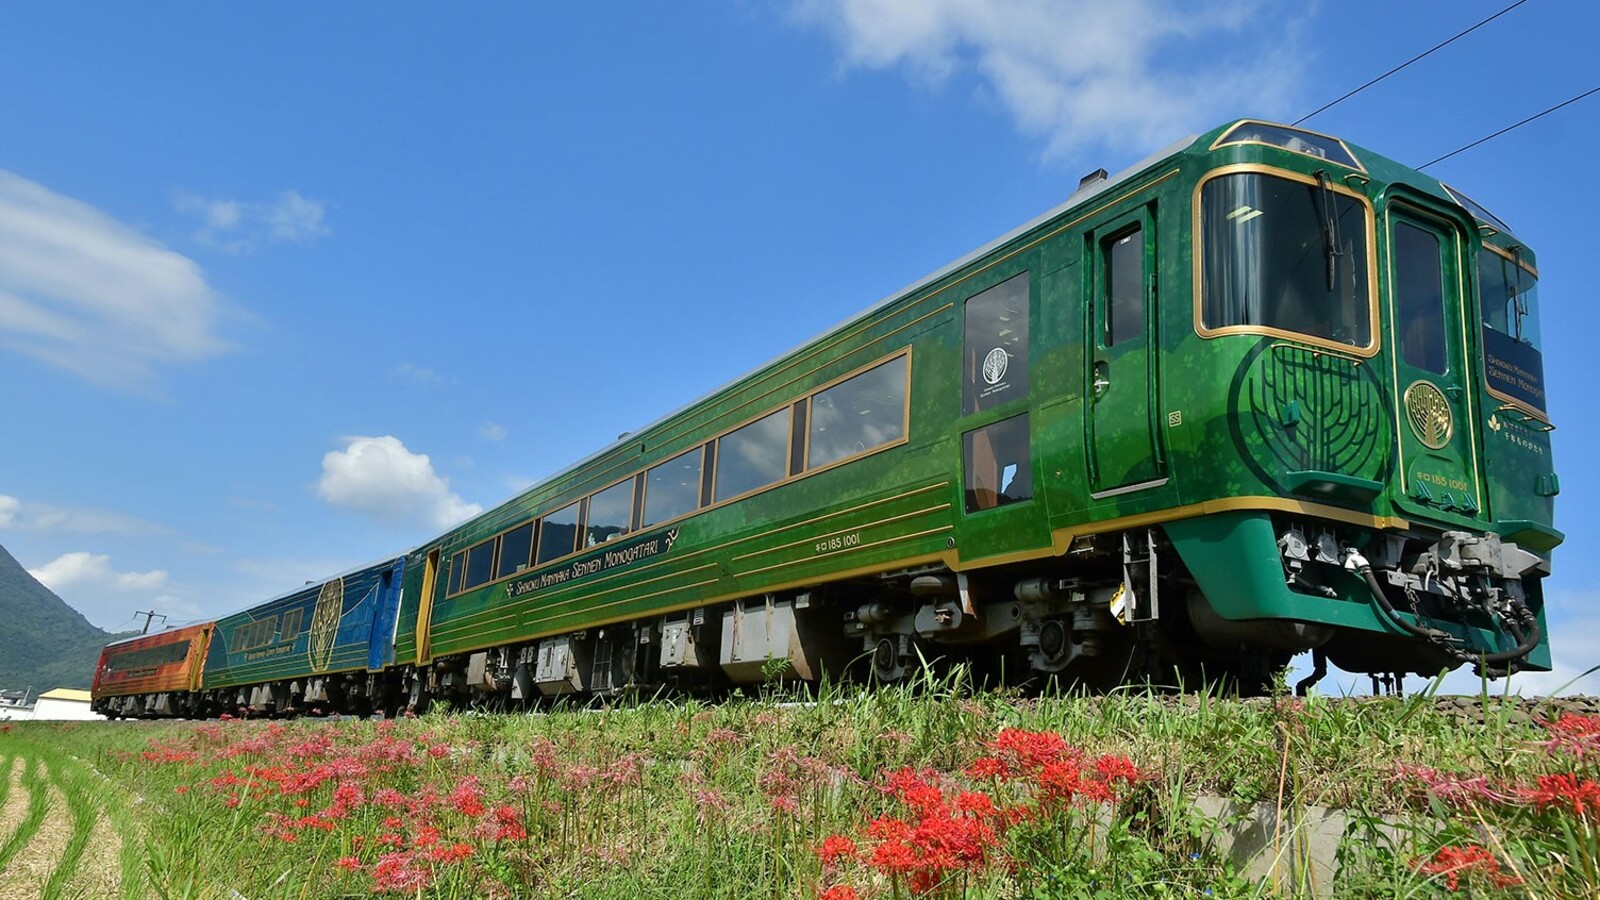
[1404,381,1454,450]
[981,348,1008,385]
[308,576,343,673]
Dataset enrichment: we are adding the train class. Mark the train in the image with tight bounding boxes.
[91,118,1559,718]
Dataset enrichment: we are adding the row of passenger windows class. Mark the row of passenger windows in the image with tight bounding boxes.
[107,641,189,673]
[447,352,912,598]
[228,608,304,653]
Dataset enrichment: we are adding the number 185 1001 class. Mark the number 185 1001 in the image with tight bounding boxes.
[815,532,861,554]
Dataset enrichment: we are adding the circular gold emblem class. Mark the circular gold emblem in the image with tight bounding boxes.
[1404,381,1453,450]
[307,577,343,673]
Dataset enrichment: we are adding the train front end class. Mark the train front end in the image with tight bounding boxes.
[1170,121,1556,681]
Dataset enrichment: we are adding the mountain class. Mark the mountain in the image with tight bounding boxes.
[0,543,127,691]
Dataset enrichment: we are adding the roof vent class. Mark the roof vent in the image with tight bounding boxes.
[1077,168,1108,192]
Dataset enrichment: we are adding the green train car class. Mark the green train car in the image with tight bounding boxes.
[386,119,1556,705]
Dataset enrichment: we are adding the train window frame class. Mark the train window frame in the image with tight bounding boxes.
[462,539,496,591]
[642,447,704,529]
[1210,120,1365,172]
[713,406,793,504]
[962,414,1033,513]
[1192,164,1380,357]
[585,477,635,548]
[1478,242,1547,419]
[1101,224,1145,348]
[1391,219,1450,376]
[536,501,583,566]
[279,608,304,643]
[962,273,1030,415]
[496,522,535,579]
[805,351,912,471]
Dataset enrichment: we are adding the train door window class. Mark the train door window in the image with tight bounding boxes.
[1478,247,1546,415]
[279,609,304,642]
[536,502,581,565]
[962,414,1032,512]
[464,539,495,589]
[1393,221,1448,374]
[1104,227,1143,346]
[714,407,792,502]
[643,449,702,527]
[808,354,910,469]
[496,523,534,578]
[586,480,633,546]
[963,273,1030,415]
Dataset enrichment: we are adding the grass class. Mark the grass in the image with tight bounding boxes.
[0,674,1595,898]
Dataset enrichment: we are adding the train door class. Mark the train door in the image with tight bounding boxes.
[1087,207,1165,496]
[1386,204,1486,520]
[415,549,440,665]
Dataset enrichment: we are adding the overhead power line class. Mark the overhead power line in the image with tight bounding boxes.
[1418,85,1600,169]
[1294,0,1533,125]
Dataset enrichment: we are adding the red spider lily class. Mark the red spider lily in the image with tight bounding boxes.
[820,885,860,900]
[488,804,527,841]
[1393,764,1518,807]
[1413,843,1521,891]
[450,777,486,818]
[173,785,189,794]
[1543,713,1600,760]
[1524,773,1600,817]
[334,856,362,873]
[370,850,433,893]
[817,835,859,868]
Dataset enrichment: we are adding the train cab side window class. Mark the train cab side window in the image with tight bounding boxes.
[496,523,534,578]
[1478,247,1546,416]
[808,354,910,469]
[962,414,1032,513]
[643,449,702,527]
[536,502,582,565]
[963,273,1030,415]
[464,539,496,590]
[1393,221,1448,374]
[714,407,792,502]
[586,480,633,547]
[1104,227,1144,346]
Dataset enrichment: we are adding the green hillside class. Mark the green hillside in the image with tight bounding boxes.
[0,543,124,690]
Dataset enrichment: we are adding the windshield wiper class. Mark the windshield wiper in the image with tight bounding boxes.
[1314,170,1343,293]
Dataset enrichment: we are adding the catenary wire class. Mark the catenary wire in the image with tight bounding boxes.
[1418,85,1600,169]
[1293,0,1533,125]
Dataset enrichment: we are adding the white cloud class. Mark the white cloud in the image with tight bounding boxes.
[480,421,507,443]
[391,362,453,386]
[176,188,330,254]
[792,0,1307,159]
[28,550,168,593]
[317,435,482,529]
[0,172,231,388]
[0,494,165,536]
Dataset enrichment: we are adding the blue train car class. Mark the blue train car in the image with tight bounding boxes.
[200,555,407,716]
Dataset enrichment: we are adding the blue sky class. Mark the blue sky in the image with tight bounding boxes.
[1,1,1594,694]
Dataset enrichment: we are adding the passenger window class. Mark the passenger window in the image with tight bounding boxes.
[448,551,466,595]
[1394,222,1447,374]
[715,408,791,502]
[963,273,1029,415]
[497,523,534,578]
[962,414,1032,513]
[809,355,909,469]
[464,540,495,589]
[279,609,304,642]
[586,480,633,546]
[643,449,702,527]
[1105,227,1144,346]
[536,502,581,564]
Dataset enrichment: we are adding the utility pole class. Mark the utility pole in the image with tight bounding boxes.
[135,610,167,634]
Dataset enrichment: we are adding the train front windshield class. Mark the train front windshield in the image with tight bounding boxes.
[1200,171,1372,349]
[1480,246,1547,415]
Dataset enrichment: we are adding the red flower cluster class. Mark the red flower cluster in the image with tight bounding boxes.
[817,729,1144,897]
[1413,843,1520,891]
